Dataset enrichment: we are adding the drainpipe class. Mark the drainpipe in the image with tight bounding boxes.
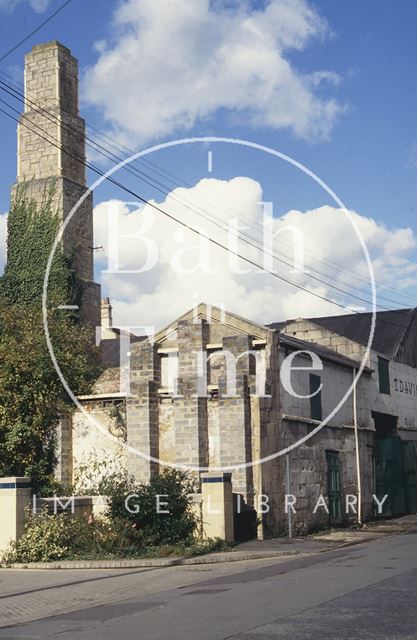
[286,453,293,538]
[353,368,362,525]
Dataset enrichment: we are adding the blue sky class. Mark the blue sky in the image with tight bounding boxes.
[0,0,416,326]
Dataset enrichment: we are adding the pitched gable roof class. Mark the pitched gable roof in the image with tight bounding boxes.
[278,332,373,373]
[154,303,269,344]
[308,309,415,360]
[268,308,417,365]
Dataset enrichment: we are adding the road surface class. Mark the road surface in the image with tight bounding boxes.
[0,533,416,639]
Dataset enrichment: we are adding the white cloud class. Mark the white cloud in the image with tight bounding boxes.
[0,212,8,275]
[83,0,345,145]
[92,177,417,331]
[0,0,50,12]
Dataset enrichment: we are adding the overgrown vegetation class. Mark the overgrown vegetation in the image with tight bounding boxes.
[103,469,198,544]
[71,451,126,496]
[1,471,230,562]
[1,185,79,306]
[0,190,230,562]
[0,185,100,492]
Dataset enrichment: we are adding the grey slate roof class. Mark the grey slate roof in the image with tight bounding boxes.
[277,333,373,373]
[268,308,417,361]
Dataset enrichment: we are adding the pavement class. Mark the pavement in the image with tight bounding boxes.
[2,514,416,570]
[0,527,416,638]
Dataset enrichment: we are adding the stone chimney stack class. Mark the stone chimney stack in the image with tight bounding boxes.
[101,297,117,340]
[12,41,101,327]
[101,297,113,328]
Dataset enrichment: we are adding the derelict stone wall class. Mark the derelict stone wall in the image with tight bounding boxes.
[174,320,209,469]
[127,340,160,482]
[278,420,375,535]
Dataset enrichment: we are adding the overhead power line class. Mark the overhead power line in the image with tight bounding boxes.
[0,79,415,313]
[0,70,416,310]
[0,100,378,316]
[0,0,73,65]
[1,98,416,335]
[0,94,381,310]
[0,81,416,333]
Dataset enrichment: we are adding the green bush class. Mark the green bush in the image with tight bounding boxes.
[1,507,228,563]
[2,507,144,563]
[2,509,92,563]
[1,471,212,563]
[104,469,198,545]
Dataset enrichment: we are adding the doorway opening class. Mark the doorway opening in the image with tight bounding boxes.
[326,450,342,525]
[372,411,398,438]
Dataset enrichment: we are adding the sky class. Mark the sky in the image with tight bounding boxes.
[0,0,416,329]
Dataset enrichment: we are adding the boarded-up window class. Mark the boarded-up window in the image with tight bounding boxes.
[309,374,322,421]
[160,354,178,392]
[378,357,390,395]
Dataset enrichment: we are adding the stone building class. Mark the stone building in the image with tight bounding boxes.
[59,301,417,537]
[276,308,417,526]
[10,42,417,538]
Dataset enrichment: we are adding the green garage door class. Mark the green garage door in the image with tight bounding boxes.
[402,442,417,514]
[375,437,417,517]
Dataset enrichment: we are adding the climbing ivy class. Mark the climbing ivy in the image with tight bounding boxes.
[0,186,100,492]
[0,183,80,306]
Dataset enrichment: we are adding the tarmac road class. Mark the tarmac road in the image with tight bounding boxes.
[0,532,416,639]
